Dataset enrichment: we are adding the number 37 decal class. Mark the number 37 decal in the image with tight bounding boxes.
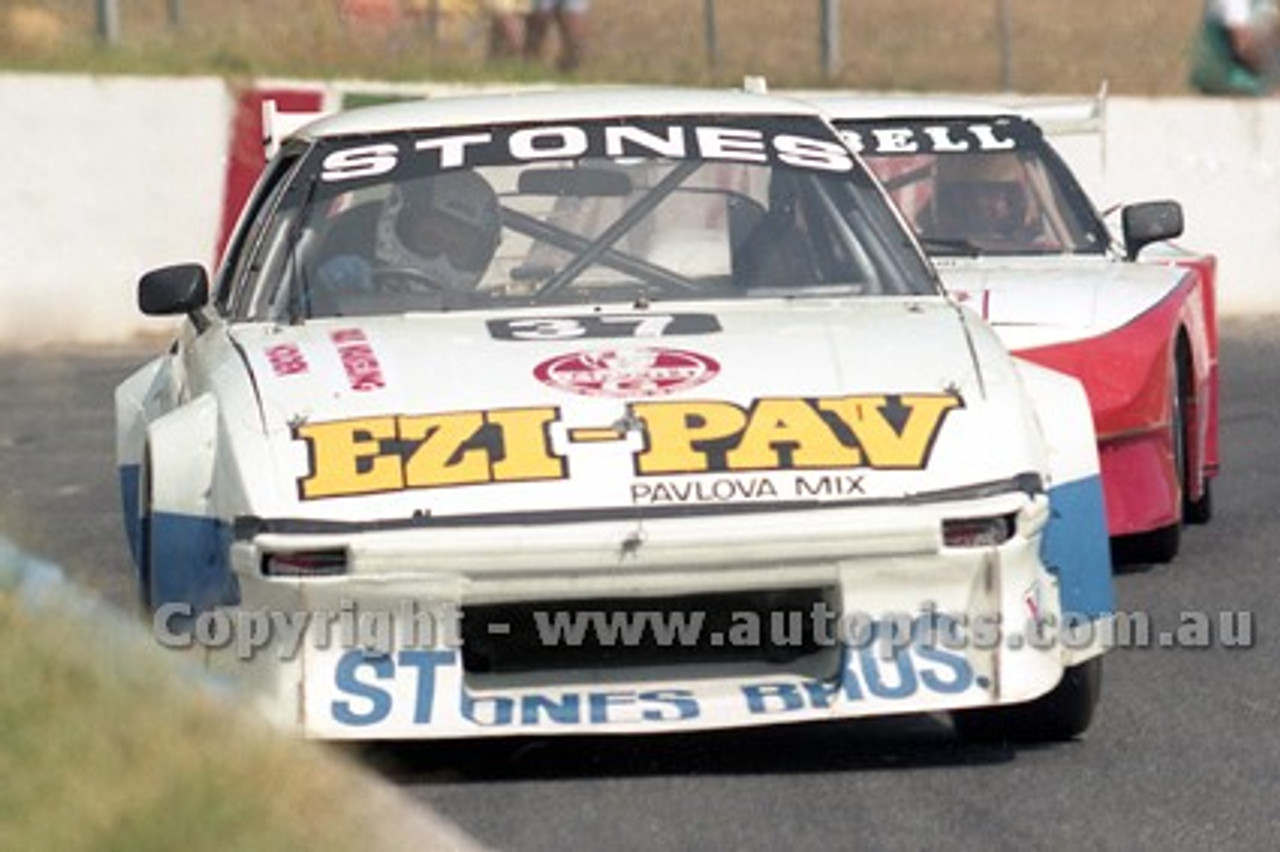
[487,313,722,341]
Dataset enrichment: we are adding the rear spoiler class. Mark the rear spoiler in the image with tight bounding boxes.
[1010,80,1108,174]
[262,99,330,159]
[1013,80,1107,137]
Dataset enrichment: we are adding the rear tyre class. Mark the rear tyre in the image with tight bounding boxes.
[137,456,155,616]
[1185,478,1213,525]
[952,657,1103,744]
[1118,520,1181,566]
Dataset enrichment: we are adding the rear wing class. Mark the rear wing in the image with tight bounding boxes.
[1014,80,1108,137]
[1012,80,1108,174]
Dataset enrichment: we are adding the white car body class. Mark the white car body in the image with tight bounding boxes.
[117,88,1112,741]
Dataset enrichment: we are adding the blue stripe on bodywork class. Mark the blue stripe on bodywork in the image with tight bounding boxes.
[150,512,240,615]
[119,464,141,569]
[1042,474,1114,620]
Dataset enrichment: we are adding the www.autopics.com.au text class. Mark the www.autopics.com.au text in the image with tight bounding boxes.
[151,600,1255,662]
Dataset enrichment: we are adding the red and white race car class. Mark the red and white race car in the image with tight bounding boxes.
[817,96,1219,564]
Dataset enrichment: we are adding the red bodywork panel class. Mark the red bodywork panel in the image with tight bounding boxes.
[1014,255,1219,538]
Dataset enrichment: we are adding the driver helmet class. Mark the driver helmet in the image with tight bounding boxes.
[933,153,1031,238]
[374,170,501,290]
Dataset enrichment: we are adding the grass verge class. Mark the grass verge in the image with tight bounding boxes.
[0,585,453,851]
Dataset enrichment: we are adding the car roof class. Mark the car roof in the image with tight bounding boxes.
[299,86,831,139]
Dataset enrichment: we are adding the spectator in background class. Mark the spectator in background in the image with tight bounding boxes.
[1190,0,1280,95]
[525,0,589,73]
[485,0,530,61]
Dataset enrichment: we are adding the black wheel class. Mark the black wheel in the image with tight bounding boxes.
[952,657,1103,744]
[137,456,155,615]
[1177,339,1214,526]
[1117,518,1181,566]
[1186,477,1214,525]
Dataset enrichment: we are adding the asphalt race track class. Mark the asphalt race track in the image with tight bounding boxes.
[2,317,1277,849]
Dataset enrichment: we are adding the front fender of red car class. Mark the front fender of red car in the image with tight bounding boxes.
[1015,271,1213,537]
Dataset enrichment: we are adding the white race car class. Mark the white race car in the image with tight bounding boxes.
[117,88,1112,743]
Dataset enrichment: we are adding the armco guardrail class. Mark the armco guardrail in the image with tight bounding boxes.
[1,73,1276,347]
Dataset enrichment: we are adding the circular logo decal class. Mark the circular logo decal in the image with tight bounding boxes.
[534,347,720,398]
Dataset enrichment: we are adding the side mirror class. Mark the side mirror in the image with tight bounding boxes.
[138,264,209,316]
[1122,201,1183,260]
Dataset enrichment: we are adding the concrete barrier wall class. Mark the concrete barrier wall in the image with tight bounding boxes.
[1,73,1275,347]
[0,74,230,346]
[1053,97,1280,315]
